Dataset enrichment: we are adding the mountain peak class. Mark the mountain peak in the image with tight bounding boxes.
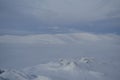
[0,57,119,80]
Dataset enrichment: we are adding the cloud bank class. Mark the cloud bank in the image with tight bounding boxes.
[0,33,119,45]
[0,32,120,69]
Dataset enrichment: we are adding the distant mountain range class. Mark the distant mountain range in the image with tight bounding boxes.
[0,57,119,80]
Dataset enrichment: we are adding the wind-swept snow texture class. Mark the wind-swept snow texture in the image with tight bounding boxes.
[0,57,120,80]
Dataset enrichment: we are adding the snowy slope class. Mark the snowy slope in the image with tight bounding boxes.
[0,69,29,80]
[0,57,120,80]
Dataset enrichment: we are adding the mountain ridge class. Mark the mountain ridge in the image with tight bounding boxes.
[0,57,119,80]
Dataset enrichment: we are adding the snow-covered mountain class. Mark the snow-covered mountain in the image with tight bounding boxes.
[0,57,120,80]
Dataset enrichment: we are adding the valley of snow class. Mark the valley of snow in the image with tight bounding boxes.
[0,32,120,80]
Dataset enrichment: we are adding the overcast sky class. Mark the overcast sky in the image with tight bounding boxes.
[0,0,120,69]
[0,0,120,35]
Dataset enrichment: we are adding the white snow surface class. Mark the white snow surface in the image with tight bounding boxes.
[0,57,120,80]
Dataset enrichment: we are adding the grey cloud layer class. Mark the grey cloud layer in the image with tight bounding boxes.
[0,0,120,35]
[0,33,119,44]
[18,0,120,23]
[0,32,120,69]
[1,0,120,23]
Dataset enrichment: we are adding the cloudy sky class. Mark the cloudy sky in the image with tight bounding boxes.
[0,0,120,35]
[0,0,120,69]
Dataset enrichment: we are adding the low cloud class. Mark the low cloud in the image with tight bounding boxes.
[0,32,119,45]
[0,32,120,69]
